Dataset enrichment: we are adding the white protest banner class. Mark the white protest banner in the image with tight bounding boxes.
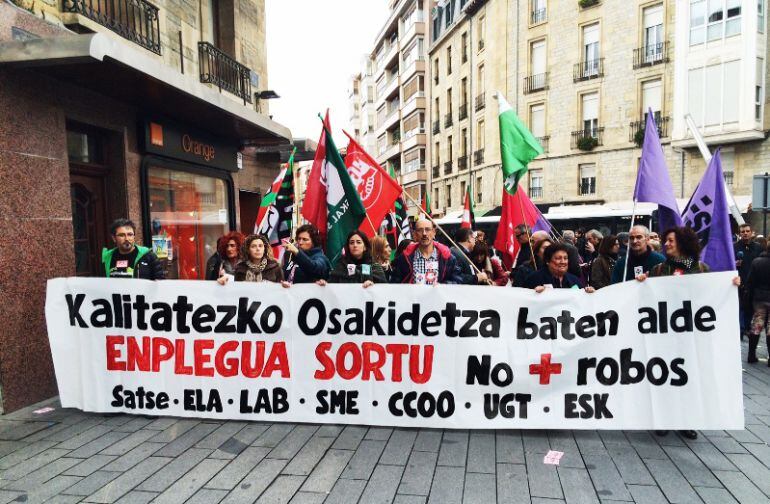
[45,273,743,429]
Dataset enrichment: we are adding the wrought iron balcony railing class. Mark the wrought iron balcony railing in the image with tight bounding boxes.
[629,116,669,145]
[571,127,604,150]
[444,112,453,128]
[444,161,453,175]
[633,41,669,69]
[475,93,485,112]
[432,165,441,178]
[459,103,468,120]
[458,155,468,170]
[524,72,548,94]
[63,0,161,54]
[473,148,485,166]
[432,120,440,134]
[531,8,547,24]
[529,186,544,198]
[198,42,252,104]
[573,58,604,82]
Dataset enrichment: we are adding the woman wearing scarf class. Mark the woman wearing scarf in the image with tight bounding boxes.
[218,234,282,284]
[326,230,387,287]
[589,234,619,289]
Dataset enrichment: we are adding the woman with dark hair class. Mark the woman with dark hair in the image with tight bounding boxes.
[471,241,508,286]
[281,224,331,285]
[511,237,552,288]
[590,234,619,289]
[326,230,387,287]
[524,243,595,292]
[218,234,282,283]
[639,226,740,440]
[205,231,244,280]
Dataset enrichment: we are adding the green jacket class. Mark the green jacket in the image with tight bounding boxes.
[101,245,164,279]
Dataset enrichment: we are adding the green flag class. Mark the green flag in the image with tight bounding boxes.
[323,127,366,265]
[496,92,543,194]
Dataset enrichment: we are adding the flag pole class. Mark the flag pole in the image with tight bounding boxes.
[622,200,637,282]
[402,191,484,276]
[513,188,538,267]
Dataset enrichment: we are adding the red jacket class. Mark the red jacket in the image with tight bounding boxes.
[390,241,461,284]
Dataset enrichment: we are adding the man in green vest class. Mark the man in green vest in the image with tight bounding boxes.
[102,219,164,280]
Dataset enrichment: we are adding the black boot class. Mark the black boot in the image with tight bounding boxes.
[766,336,770,367]
[748,334,760,363]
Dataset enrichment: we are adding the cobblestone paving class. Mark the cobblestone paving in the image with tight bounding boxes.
[1,341,769,503]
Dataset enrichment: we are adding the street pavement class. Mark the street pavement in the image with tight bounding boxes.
[0,341,769,504]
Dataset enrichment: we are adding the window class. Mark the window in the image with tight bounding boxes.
[447,46,452,75]
[446,184,452,207]
[434,58,439,84]
[478,64,485,92]
[461,78,468,106]
[403,111,425,137]
[445,0,455,28]
[434,97,440,122]
[477,119,485,147]
[446,88,453,112]
[579,163,596,195]
[476,176,483,204]
[461,128,468,156]
[477,15,485,49]
[532,0,547,23]
[433,6,443,41]
[530,103,545,138]
[641,79,662,118]
[447,135,453,160]
[403,75,424,102]
[581,92,599,134]
[583,23,600,70]
[643,4,664,63]
[434,188,440,208]
[722,148,735,186]
[687,61,739,127]
[462,32,468,62]
[147,165,231,280]
[757,58,764,121]
[530,40,546,78]
[529,169,544,198]
[460,181,466,199]
[690,0,706,44]
[760,0,765,33]
[403,148,425,174]
[434,141,440,166]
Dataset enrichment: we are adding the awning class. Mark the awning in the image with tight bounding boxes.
[0,33,292,144]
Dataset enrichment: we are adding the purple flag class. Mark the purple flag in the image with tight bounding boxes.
[633,109,682,232]
[681,149,736,272]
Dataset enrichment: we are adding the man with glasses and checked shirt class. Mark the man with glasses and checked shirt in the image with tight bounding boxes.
[390,219,462,285]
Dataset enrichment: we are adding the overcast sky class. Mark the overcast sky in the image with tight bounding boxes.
[265,0,390,144]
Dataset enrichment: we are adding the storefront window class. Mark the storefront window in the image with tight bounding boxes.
[147,165,231,279]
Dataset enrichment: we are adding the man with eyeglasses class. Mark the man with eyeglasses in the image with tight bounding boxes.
[102,218,164,280]
[390,219,461,284]
[610,224,664,284]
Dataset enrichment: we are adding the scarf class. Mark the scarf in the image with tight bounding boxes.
[244,258,269,282]
[667,256,695,271]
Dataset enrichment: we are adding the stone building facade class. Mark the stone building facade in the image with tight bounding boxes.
[0,0,290,412]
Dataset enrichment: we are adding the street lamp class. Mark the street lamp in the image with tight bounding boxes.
[255,90,280,113]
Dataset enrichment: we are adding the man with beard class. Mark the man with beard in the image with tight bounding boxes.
[610,224,664,284]
[102,219,164,279]
[391,219,462,284]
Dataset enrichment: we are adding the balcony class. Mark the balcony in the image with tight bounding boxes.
[531,8,547,24]
[432,165,441,178]
[475,93,485,112]
[474,148,485,165]
[444,161,453,175]
[536,135,549,154]
[629,116,670,146]
[459,103,468,120]
[458,155,468,170]
[529,186,544,199]
[524,72,548,94]
[478,39,485,51]
[573,58,604,82]
[444,112,453,128]
[571,127,604,150]
[633,42,669,69]
[432,120,440,134]
[198,42,252,104]
[63,0,161,54]
[579,178,596,196]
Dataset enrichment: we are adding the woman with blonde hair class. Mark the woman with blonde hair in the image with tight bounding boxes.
[370,235,392,280]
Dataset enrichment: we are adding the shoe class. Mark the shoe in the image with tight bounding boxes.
[654,430,669,437]
[748,334,760,363]
[679,430,698,440]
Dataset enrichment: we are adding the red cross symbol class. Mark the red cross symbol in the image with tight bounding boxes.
[529,353,562,385]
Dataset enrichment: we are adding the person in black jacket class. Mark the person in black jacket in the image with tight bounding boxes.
[205,231,244,280]
[746,244,770,364]
[101,219,164,280]
[327,230,387,286]
[451,228,490,285]
[281,224,331,285]
[524,243,594,292]
[735,224,763,338]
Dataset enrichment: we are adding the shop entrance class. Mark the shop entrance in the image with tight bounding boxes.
[70,173,108,277]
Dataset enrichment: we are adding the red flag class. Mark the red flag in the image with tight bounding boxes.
[343,131,403,237]
[494,185,541,269]
[301,111,331,236]
[460,189,475,229]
